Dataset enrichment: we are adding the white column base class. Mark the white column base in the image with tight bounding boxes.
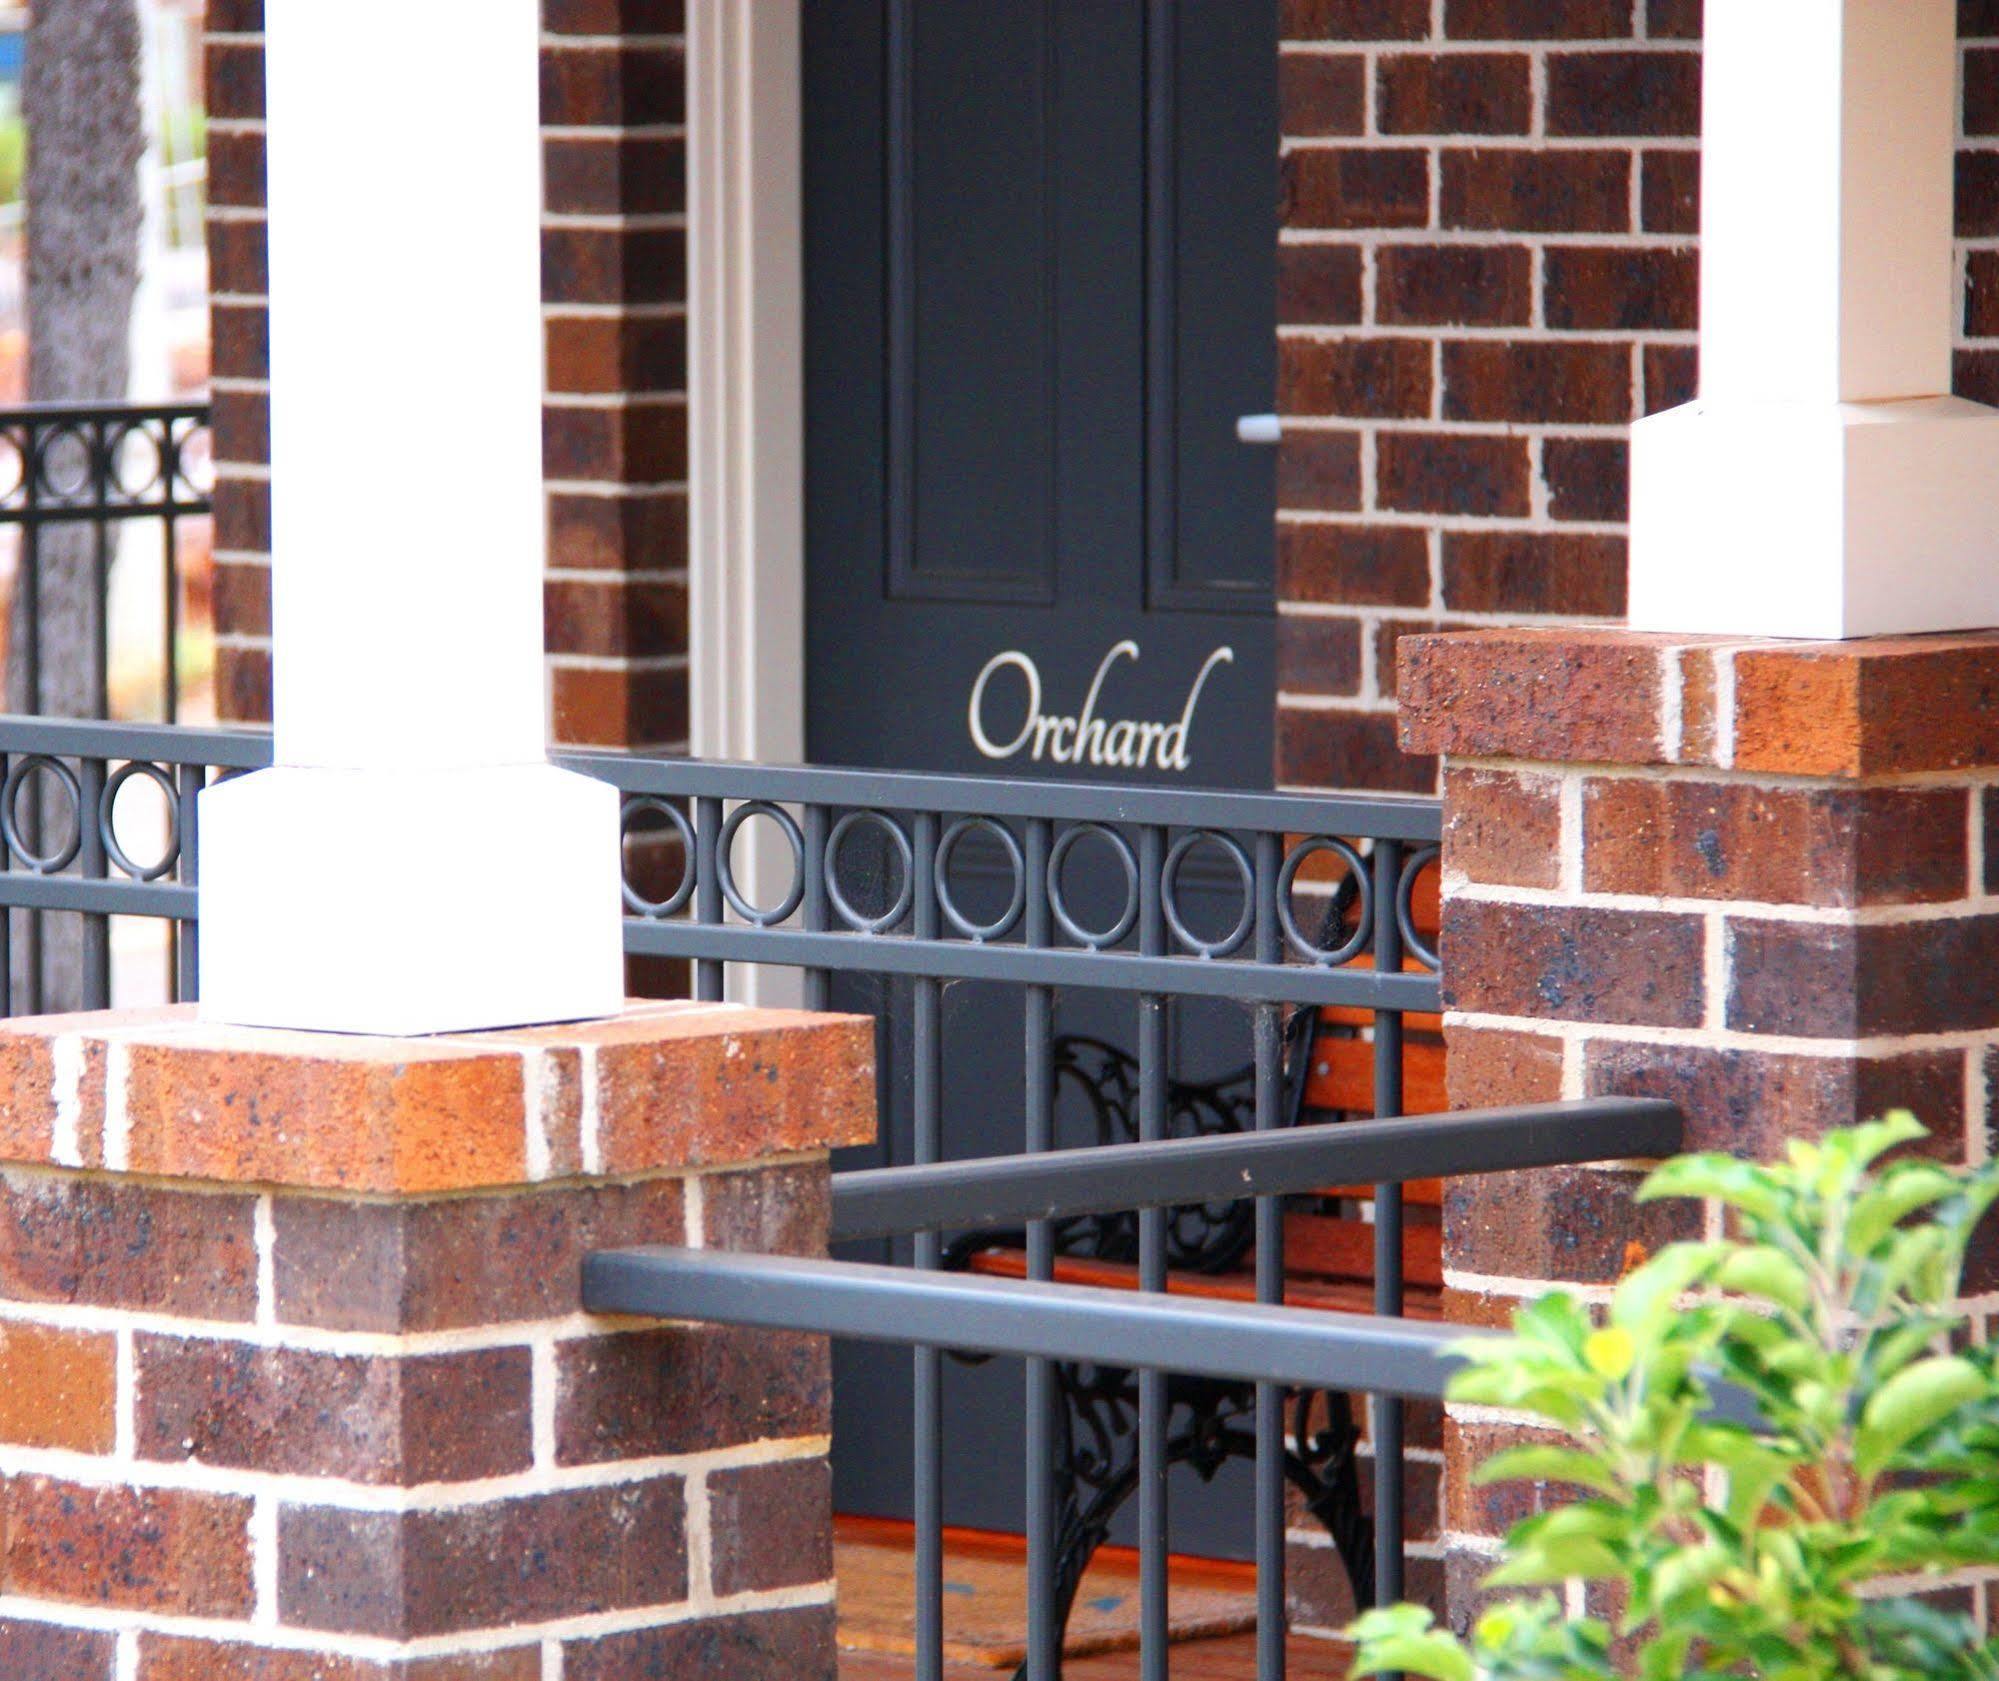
[1629,396,1999,640]
[198,764,625,1036]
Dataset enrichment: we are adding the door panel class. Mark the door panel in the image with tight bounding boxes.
[803,0,1279,1557]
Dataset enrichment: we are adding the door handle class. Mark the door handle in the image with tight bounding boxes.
[1235,413,1282,445]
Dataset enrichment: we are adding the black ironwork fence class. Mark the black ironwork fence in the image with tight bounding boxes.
[0,714,1611,1681]
[0,402,214,723]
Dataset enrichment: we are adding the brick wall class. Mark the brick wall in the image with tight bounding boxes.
[0,999,874,1679]
[1274,0,1999,796]
[204,0,690,752]
[1400,625,1999,1631]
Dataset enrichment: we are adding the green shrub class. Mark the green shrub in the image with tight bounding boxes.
[1350,1116,1999,1681]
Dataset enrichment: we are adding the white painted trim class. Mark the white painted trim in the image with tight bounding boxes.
[687,0,808,1008]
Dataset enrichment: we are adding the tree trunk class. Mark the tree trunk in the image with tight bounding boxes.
[14,0,143,1012]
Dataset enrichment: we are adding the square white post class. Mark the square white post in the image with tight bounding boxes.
[1629,0,1999,639]
[197,0,624,1034]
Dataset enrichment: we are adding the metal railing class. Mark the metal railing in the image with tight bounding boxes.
[0,402,214,724]
[0,713,1470,1677]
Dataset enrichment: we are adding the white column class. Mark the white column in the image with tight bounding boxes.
[197,0,624,1034]
[1629,0,1999,640]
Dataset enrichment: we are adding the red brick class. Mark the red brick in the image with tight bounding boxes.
[1281,337,1433,418]
[1442,148,1630,231]
[1583,780,1970,907]
[1278,708,1439,794]
[136,1338,533,1484]
[544,134,684,217]
[543,402,687,486]
[542,0,683,30]
[704,1161,831,1257]
[1442,766,1563,890]
[1728,916,1999,1039]
[1958,152,1999,237]
[1969,251,1999,340]
[278,1480,687,1637]
[546,313,686,396]
[138,1640,537,1681]
[1445,1024,1566,1110]
[212,387,270,466]
[1643,343,1698,413]
[1543,436,1629,521]
[1546,50,1701,137]
[272,1178,685,1334]
[1372,617,1438,700]
[1585,1041,1970,1163]
[1278,522,1431,606]
[215,643,273,724]
[1377,432,1531,517]
[552,664,688,748]
[1274,431,1364,511]
[1379,53,1532,134]
[1442,531,1626,617]
[544,576,688,659]
[1282,149,1432,230]
[203,0,263,29]
[1377,243,1531,326]
[206,40,265,120]
[4,1476,253,1617]
[1443,898,1705,1027]
[1281,54,1366,135]
[1956,348,1999,406]
[1447,1161,1698,1281]
[1445,0,1635,37]
[1545,244,1697,330]
[708,1459,832,1596]
[0,1174,258,1320]
[556,1325,829,1464]
[0,1323,116,1453]
[563,1606,836,1681]
[1640,147,1699,232]
[1282,0,1432,40]
[212,561,273,639]
[211,303,269,382]
[207,218,269,296]
[1399,628,1670,763]
[1648,0,1701,36]
[1969,50,1999,136]
[0,1619,112,1681]
[547,487,688,572]
[539,42,684,128]
[214,475,271,552]
[1278,614,1364,697]
[207,132,267,210]
[1277,245,1364,325]
[1444,340,1632,424]
[1445,1417,1592,1538]
[542,225,686,307]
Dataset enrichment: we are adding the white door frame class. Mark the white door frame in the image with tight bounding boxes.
[686,0,808,1004]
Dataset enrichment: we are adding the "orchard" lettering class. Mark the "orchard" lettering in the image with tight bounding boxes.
[967,641,1234,772]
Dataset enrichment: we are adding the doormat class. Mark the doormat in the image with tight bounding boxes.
[835,1531,1258,1669]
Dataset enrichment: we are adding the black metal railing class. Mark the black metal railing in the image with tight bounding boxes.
[0,713,1463,1678]
[0,402,214,724]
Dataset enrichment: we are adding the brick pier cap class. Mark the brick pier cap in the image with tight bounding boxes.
[1397,626,1999,1635]
[0,998,876,1681]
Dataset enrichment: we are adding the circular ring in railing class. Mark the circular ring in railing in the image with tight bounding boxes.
[2,755,85,875]
[718,800,806,927]
[618,796,696,917]
[1047,823,1140,950]
[0,432,27,506]
[825,809,914,935]
[1276,836,1372,966]
[1161,829,1255,960]
[168,418,216,500]
[1397,844,1442,972]
[936,816,1026,943]
[99,760,181,881]
[30,422,97,505]
[104,419,165,502]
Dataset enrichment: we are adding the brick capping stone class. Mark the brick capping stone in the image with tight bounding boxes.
[1403,624,1999,1640]
[0,1000,874,1680]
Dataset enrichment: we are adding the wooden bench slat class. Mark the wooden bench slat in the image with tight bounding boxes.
[1299,1035,1447,1117]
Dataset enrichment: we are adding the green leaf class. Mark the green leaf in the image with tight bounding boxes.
[1848,1161,1961,1257]
[1856,1355,1987,1476]
[1639,1153,1785,1220]
[1484,1535,1623,1587]
[1348,1607,1476,1681]
[1611,1241,1724,1340]
[1474,1444,1622,1497]
[1714,1244,1813,1315]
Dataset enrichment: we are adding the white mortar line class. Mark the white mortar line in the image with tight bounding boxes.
[1701,914,1729,1033]
[532,1330,560,1473]
[102,1040,132,1171]
[250,1494,280,1628]
[682,1174,707,1249]
[523,1049,553,1183]
[115,1631,138,1681]
[1450,878,1999,925]
[1969,1045,1991,1167]
[1659,647,1684,763]
[543,1636,565,1681]
[254,1194,278,1330]
[49,1034,85,1168]
[685,1470,716,1611]
[1446,1008,1999,1061]
[1970,786,1988,902]
[1557,775,1585,896]
[579,1044,603,1176]
[1712,646,1739,771]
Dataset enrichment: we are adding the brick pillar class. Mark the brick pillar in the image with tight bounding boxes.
[1398,625,1999,1631]
[0,999,872,1679]
[203,1,690,751]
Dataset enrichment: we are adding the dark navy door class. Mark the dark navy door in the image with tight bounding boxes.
[803,0,1280,1552]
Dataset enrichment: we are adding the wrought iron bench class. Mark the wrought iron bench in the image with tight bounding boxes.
[948,993,1449,1665]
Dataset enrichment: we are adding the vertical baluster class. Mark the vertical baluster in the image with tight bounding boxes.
[1254,831,1286,1680]
[91,433,112,722]
[22,427,42,1010]
[1024,816,1056,1681]
[911,810,943,1681]
[0,753,11,1020]
[162,508,180,724]
[693,794,723,1002]
[175,763,201,1004]
[1136,824,1168,1681]
[1370,839,1407,1610]
[802,804,830,1012]
[78,757,109,1010]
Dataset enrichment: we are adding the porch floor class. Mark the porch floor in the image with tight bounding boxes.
[839,1631,1352,1679]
